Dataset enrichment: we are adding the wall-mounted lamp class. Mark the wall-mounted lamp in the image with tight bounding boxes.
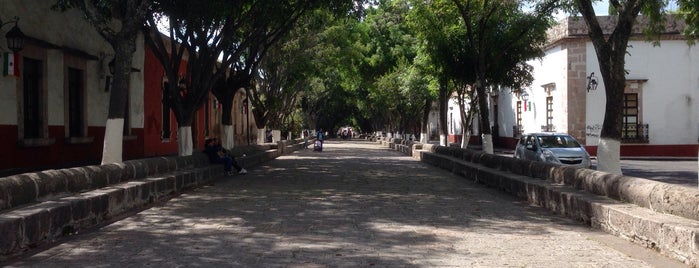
[521,91,529,101]
[1,16,25,52]
[587,72,598,92]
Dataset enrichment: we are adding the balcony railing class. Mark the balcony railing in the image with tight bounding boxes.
[622,123,649,143]
[540,124,556,132]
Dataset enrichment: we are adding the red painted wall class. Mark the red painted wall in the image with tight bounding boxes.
[0,125,99,170]
[0,47,213,173]
[141,47,210,157]
[585,144,699,157]
[142,48,179,157]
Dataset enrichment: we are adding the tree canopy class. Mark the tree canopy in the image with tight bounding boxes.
[57,0,699,157]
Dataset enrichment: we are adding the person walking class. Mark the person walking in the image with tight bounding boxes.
[204,138,247,175]
[303,129,309,149]
[316,129,325,152]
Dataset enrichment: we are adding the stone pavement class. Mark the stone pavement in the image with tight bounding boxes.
[2,140,687,267]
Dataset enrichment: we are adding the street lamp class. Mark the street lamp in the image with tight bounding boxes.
[1,16,24,52]
[587,72,598,92]
[521,91,529,101]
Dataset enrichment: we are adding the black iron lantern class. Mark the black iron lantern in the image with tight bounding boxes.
[5,24,24,52]
[1,17,24,52]
[587,72,598,92]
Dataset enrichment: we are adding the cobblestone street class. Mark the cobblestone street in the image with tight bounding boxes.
[3,140,686,267]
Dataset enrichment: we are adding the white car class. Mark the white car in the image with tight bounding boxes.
[514,133,592,168]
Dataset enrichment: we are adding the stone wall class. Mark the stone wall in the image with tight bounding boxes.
[0,140,305,259]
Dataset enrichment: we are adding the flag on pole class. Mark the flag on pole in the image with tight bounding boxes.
[3,52,20,77]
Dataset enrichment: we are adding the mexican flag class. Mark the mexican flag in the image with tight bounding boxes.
[3,52,20,77]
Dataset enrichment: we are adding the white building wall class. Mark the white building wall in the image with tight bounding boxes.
[585,40,699,145]
[0,79,18,125]
[497,90,515,137]
[1,1,115,128]
[519,45,568,134]
[47,49,64,126]
[447,98,463,135]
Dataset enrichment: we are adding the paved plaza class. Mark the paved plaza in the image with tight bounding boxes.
[3,140,686,267]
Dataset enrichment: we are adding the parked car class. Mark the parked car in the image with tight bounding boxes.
[514,133,592,168]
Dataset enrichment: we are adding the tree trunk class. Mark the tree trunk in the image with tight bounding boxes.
[420,98,431,143]
[257,127,267,144]
[438,77,449,146]
[101,40,136,165]
[596,61,626,174]
[475,83,493,154]
[219,95,235,149]
[177,126,193,156]
[101,119,124,165]
[575,0,642,174]
[221,124,234,149]
[272,129,281,142]
[174,111,195,156]
[459,94,477,149]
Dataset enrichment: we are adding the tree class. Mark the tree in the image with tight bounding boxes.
[299,11,370,133]
[408,0,460,146]
[408,0,552,149]
[361,0,429,138]
[53,0,153,164]
[249,32,312,141]
[145,0,317,153]
[448,0,557,154]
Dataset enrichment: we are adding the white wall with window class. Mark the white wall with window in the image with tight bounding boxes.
[585,40,699,146]
[504,44,568,136]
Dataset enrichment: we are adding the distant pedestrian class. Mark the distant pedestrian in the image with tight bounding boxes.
[204,138,247,175]
[315,129,325,152]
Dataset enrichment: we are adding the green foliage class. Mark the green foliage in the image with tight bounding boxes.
[677,0,699,41]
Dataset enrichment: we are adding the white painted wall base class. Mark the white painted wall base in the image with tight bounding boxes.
[481,134,493,154]
[178,126,193,156]
[597,137,622,175]
[101,118,124,165]
[272,130,281,142]
[257,128,266,144]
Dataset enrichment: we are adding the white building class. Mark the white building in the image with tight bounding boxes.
[496,16,699,157]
